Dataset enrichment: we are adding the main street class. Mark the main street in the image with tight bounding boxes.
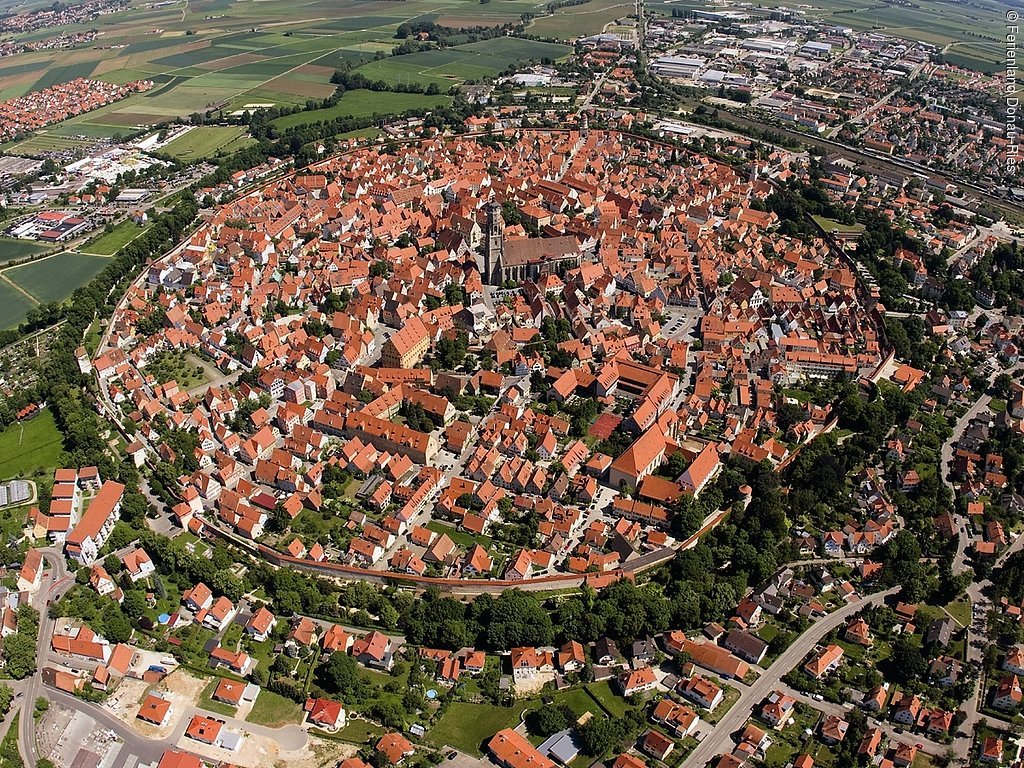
[684,587,899,768]
[19,548,74,766]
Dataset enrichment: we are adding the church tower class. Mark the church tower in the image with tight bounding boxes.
[482,200,504,285]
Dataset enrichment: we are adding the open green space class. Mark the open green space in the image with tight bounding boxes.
[334,718,386,744]
[429,683,626,756]
[0,504,29,545]
[812,215,864,234]
[144,350,212,390]
[351,38,571,88]
[943,596,971,628]
[0,410,63,479]
[247,689,303,727]
[4,133,97,157]
[5,252,109,306]
[428,700,531,755]
[159,125,254,162]
[586,679,631,717]
[30,61,101,92]
[529,0,634,38]
[0,0,584,143]
[272,90,450,130]
[80,221,152,256]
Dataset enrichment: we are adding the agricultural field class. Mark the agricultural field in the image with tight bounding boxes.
[528,0,636,39]
[0,0,570,146]
[158,125,254,162]
[0,281,36,329]
[0,238,50,266]
[4,252,109,306]
[272,90,451,130]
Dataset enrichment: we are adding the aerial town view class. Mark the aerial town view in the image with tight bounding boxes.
[0,0,1022,766]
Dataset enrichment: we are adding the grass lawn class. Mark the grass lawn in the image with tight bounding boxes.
[757,622,780,644]
[335,718,386,745]
[0,504,29,544]
[944,596,971,627]
[706,686,741,725]
[144,350,211,389]
[247,689,302,728]
[198,678,238,717]
[0,410,63,479]
[549,686,603,719]
[80,221,152,256]
[160,126,253,162]
[586,680,630,717]
[812,215,865,234]
[0,712,19,765]
[428,700,529,755]
[425,520,492,550]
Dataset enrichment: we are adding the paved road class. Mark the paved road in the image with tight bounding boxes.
[954,537,1024,762]
[777,684,947,756]
[941,361,1024,575]
[21,548,73,767]
[684,587,899,768]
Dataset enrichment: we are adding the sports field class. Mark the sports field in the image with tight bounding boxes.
[5,252,110,305]
[159,125,254,162]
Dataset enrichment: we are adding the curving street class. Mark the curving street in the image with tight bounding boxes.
[683,587,900,768]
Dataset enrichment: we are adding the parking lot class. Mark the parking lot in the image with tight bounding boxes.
[661,306,703,340]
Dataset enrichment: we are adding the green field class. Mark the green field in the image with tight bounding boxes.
[0,238,50,266]
[0,281,36,329]
[429,686,608,756]
[156,125,256,160]
[80,221,152,256]
[272,90,450,129]
[529,0,635,38]
[0,410,63,479]
[0,0,574,141]
[246,689,303,728]
[351,38,572,88]
[5,252,110,306]
[428,701,531,755]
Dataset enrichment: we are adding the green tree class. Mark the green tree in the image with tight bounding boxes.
[3,633,36,678]
[527,704,573,736]
[485,589,553,650]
